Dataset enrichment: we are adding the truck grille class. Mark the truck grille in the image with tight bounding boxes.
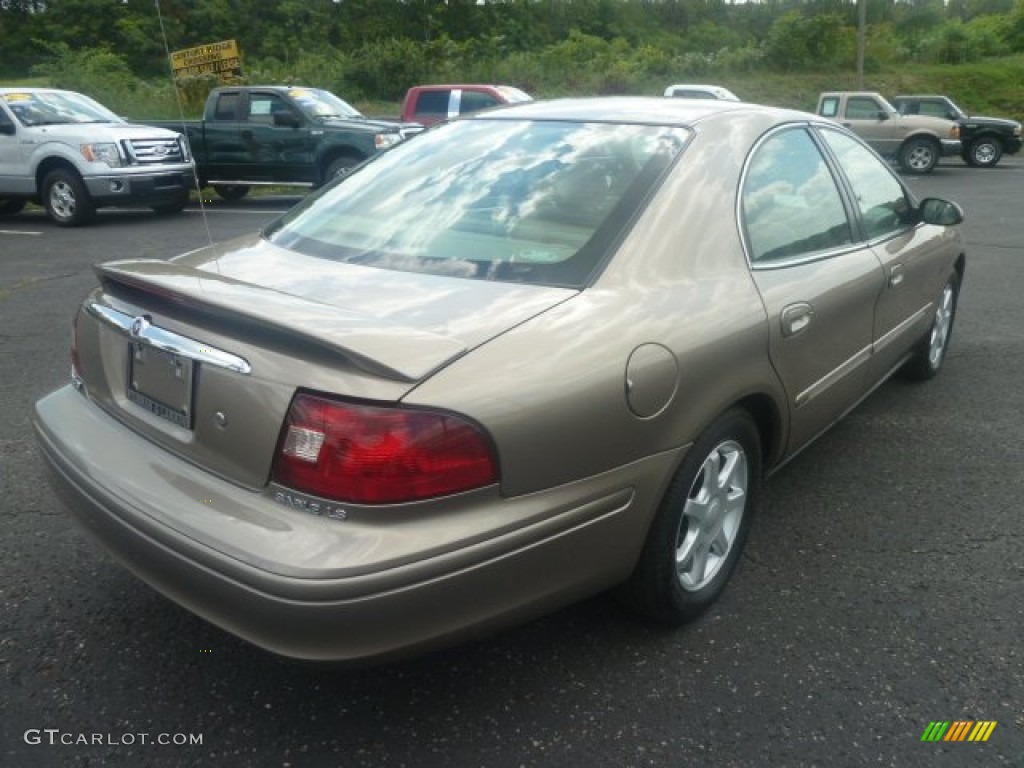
[124,137,187,165]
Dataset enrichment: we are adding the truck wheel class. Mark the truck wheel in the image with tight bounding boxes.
[42,168,95,226]
[0,198,26,216]
[212,185,250,201]
[324,155,361,184]
[898,138,939,175]
[965,137,1002,168]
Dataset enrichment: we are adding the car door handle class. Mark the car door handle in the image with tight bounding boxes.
[889,264,905,287]
[781,303,814,338]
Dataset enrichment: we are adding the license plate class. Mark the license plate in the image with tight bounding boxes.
[126,342,194,429]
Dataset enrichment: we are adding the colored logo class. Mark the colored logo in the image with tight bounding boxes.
[921,721,997,742]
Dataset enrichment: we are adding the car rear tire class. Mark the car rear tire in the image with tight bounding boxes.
[212,184,250,201]
[964,136,1003,168]
[905,273,960,381]
[0,198,26,216]
[898,138,939,174]
[624,408,761,626]
[42,168,95,226]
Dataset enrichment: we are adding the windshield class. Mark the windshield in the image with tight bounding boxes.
[286,87,363,120]
[1,90,121,126]
[264,118,689,288]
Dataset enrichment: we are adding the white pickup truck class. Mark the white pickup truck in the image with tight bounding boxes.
[0,87,195,226]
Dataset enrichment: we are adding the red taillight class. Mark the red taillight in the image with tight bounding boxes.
[271,394,498,504]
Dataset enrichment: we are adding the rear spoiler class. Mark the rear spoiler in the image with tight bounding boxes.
[94,259,467,382]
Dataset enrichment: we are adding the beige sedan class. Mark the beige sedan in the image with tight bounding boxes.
[34,97,965,663]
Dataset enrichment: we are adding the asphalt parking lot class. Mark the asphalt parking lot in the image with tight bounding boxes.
[1,158,1022,767]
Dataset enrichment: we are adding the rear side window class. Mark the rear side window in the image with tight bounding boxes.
[213,92,241,121]
[742,127,853,263]
[819,97,839,118]
[413,91,450,120]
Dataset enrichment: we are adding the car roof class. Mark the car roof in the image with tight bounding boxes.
[472,96,810,128]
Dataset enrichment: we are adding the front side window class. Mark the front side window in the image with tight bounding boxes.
[247,93,291,123]
[265,118,690,288]
[916,101,949,119]
[742,127,853,264]
[820,128,915,241]
[845,97,884,120]
[459,91,501,115]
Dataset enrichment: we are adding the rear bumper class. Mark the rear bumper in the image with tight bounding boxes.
[34,385,677,663]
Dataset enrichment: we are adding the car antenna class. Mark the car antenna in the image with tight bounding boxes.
[154,0,216,252]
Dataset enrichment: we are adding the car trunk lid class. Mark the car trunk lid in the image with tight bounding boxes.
[73,241,575,490]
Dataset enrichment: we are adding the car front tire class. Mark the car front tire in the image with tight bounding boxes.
[42,168,95,226]
[324,155,361,184]
[963,136,1003,168]
[625,408,762,626]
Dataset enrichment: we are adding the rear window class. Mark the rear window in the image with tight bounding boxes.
[265,119,689,288]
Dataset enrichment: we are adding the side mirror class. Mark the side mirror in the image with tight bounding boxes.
[876,110,889,121]
[920,197,964,226]
[0,122,15,136]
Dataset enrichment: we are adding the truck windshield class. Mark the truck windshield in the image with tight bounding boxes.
[286,88,363,120]
[1,90,120,126]
[264,118,690,288]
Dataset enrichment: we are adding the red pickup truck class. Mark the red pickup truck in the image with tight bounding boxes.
[400,84,532,126]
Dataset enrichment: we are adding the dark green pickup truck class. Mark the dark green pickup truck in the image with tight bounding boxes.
[144,85,421,200]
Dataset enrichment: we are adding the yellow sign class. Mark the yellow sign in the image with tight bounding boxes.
[170,40,242,82]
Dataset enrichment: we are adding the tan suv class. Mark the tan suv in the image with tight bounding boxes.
[817,91,961,174]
